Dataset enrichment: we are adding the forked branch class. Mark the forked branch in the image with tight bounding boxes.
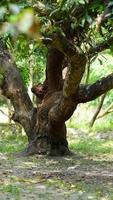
[97,102,113,119]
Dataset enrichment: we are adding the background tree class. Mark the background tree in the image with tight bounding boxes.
[0,0,113,156]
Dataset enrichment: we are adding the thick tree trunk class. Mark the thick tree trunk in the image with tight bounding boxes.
[26,48,70,156]
[1,40,113,157]
[0,43,70,156]
[27,92,70,156]
[26,45,86,156]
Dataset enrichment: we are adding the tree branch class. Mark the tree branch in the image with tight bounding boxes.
[0,109,9,118]
[96,1,112,31]
[63,49,86,98]
[71,0,96,19]
[79,73,113,103]
[97,102,113,119]
[90,93,106,127]
[33,1,52,16]
[88,36,113,58]
[46,48,64,93]
[0,41,34,137]
[48,46,87,124]
[43,33,87,97]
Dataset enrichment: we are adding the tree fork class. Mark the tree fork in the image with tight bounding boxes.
[2,40,113,156]
[25,48,69,156]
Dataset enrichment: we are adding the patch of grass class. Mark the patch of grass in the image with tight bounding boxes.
[72,182,113,200]
[67,106,113,134]
[0,132,27,153]
[69,138,113,156]
[0,184,21,200]
[46,178,113,199]
[67,118,89,130]
[91,119,113,133]
[1,184,20,194]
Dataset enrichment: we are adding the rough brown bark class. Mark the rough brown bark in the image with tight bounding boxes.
[21,90,70,156]
[78,73,113,103]
[0,42,34,139]
[25,41,87,155]
[27,48,70,156]
[46,48,64,92]
[1,39,113,157]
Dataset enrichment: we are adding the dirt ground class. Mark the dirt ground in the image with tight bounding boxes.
[1,128,113,200]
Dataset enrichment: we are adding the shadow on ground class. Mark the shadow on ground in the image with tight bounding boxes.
[0,126,113,199]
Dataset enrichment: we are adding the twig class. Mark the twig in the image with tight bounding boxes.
[0,109,9,117]
[97,102,113,119]
[85,62,90,84]
[90,93,107,127]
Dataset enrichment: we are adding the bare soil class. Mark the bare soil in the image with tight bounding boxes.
[1,128,113,200]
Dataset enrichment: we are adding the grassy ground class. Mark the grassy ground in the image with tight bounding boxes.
[1,123,113,200]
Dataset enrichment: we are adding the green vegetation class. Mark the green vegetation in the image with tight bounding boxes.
[0,133,27,153]
[67,107,113,133]
[70,139,113,155]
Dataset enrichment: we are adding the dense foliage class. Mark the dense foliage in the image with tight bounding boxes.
[0,0,113,106]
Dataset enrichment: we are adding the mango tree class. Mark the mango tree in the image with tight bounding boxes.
[0,0,113,156]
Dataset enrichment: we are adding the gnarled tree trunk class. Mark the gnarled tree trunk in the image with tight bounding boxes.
[1,39,113,156]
